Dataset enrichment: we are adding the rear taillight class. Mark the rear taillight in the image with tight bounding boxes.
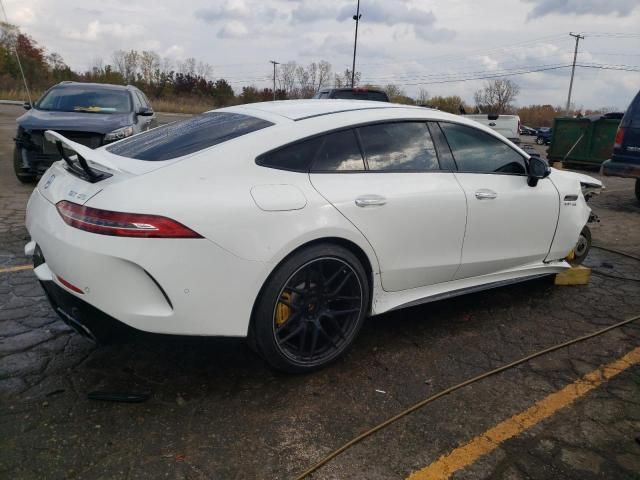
[56,201,202,238]
[614,127,625,149]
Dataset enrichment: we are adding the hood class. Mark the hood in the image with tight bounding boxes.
[17,109,134,134]
[550,168,604,189]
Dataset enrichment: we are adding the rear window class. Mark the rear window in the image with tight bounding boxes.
[365,91,389,102]
[107,112,273,161]
[331,90,388,102]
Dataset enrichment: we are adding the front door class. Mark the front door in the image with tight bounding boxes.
[438,122,559,279]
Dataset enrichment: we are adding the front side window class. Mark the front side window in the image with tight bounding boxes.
[440,122,526,175]
[107,112,273,161]
[358,122,440,171]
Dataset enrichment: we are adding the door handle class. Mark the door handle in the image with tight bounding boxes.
[355,195,387,207]
[475,189,498,200]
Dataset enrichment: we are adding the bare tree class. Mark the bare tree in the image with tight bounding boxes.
[416,88,429,105]
[277,61,298,98]
[196,61,213,79]
[474,79,520,114]
[316,60,332,91]
[334,69,360,88]
[112,49,139,83]
[46,52,66,71]
[296,63,315,98]
[178,57,197,76]
[160,57,173,74]
[383,84,405,102]
[139,50,160,83]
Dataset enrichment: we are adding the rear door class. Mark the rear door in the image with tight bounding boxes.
[310,122,467,292]
[438,122,559,279]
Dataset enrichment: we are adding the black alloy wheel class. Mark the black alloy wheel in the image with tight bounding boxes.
[252,244,369,373]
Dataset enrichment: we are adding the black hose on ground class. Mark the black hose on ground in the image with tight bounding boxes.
[590,244,640,282]
[294,314,640,479]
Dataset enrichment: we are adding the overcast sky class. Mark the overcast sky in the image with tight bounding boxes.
[5,0,640,109]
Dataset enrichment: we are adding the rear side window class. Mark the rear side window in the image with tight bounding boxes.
[107,112,273,161]
[358,122,440,171]
[257,137,323,172]
[440,122,526,175]
[312,130,365,172]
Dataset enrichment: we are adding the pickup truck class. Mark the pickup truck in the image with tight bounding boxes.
[462,113,520,144]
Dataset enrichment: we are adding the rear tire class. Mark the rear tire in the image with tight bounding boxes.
[253,244,370,373]
[13,147,37,183]
[535,137,544,145]
[635,178,640,203]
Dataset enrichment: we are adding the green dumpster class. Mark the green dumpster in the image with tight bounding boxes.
[547,115,622,167]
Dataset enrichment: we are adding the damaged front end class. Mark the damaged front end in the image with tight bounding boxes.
[14,126,64,177]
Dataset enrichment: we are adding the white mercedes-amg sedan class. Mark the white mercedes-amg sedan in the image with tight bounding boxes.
[25,100,601,372]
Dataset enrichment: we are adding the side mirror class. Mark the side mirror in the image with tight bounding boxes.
[137,106,154,116]
[527,156,551,187]
[23,102,32,110]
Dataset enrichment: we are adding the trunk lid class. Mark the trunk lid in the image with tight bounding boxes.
[36,130,169,206]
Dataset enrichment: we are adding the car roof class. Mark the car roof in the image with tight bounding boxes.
[54,81,135,92]
[225,99,426,122]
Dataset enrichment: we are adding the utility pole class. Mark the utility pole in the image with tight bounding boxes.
[0,0,32,106]
[269,60,280,101]
[565,32,584,114]
[351,0,361,88]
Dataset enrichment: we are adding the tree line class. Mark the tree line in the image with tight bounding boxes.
[0,22,615,123]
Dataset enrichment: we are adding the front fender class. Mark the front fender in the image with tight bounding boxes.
[546,169,595,261]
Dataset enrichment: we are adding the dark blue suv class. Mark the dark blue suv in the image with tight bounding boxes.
[601,89,640,202]
[14,82,156,182]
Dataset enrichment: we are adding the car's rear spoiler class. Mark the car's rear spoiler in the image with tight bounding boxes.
[44,130,121,183]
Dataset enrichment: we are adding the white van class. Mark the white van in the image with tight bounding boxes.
[463,114,521,144]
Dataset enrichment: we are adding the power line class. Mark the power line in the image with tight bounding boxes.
[359,62,570,82]
[388,64,572,86]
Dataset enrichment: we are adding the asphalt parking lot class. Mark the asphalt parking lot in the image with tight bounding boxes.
[1,103,639,479]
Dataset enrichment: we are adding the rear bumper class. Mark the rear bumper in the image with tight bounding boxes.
[40,276,136,342]
[601,159,640,179]
[25,189,271,337]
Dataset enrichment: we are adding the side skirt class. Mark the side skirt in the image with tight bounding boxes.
[371,262,568,315]
[388,273,550,312]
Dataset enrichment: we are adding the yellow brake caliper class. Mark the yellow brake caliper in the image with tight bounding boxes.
[275,292,292,327]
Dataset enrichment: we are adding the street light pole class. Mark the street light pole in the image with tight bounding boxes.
[565,32,584,114]
[269,60,280,101]
[351,0,361,88]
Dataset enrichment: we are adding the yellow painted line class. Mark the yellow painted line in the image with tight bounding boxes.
[407,345,640,480]
[0,264,33,274]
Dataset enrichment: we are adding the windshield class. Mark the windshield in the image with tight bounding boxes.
[37,86,132,114]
